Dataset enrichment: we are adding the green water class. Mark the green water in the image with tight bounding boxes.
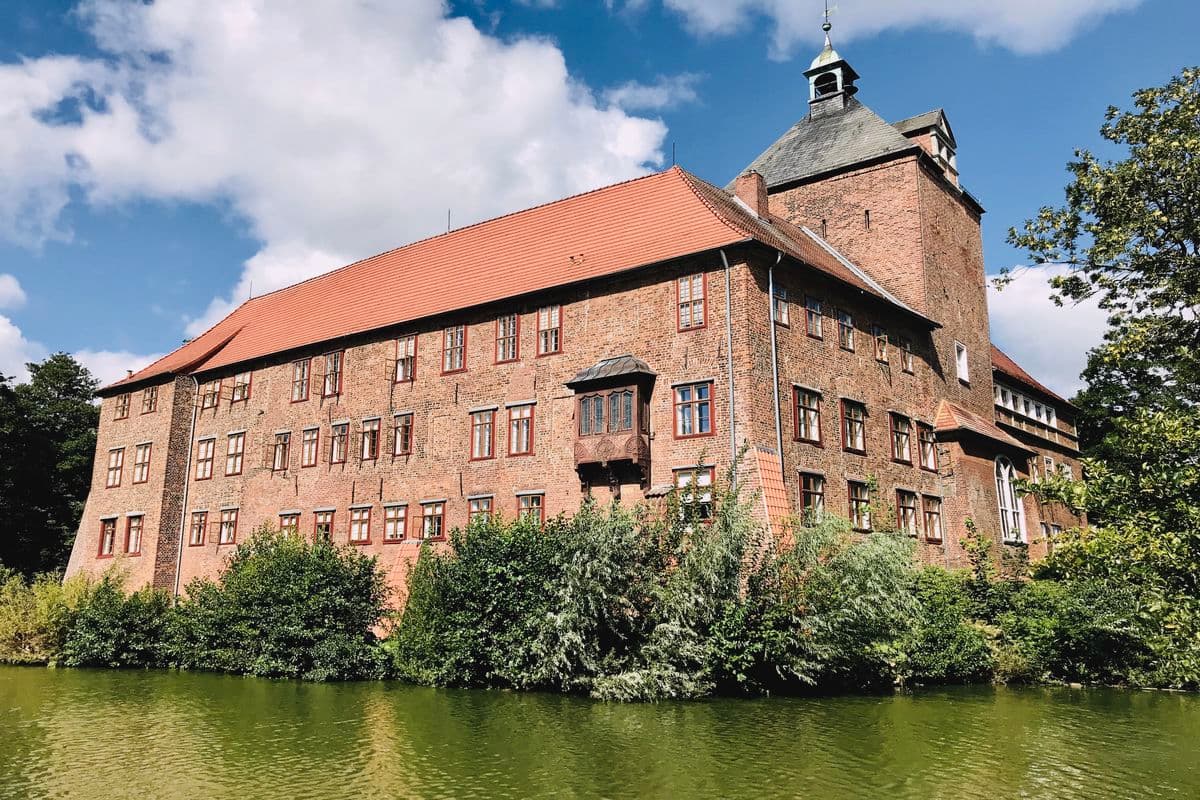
[2,667,1198,799]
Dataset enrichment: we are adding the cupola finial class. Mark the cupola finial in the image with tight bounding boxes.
[805,1,857,114]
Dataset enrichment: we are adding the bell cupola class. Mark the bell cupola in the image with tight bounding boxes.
[804,17,859,117]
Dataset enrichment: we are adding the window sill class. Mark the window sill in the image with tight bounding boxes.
[349,540,372,546]
[382,538,406,545]
[674,432,715,441]
[843,448,867,456]
[795,437,823,448]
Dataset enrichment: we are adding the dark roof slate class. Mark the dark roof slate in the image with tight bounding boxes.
[566,355,656,387]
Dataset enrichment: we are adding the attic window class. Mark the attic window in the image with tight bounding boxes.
[814,72,839,97]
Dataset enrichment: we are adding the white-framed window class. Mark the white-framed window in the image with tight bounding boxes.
[393,413,413,456]
[849,481,871,531]
[509,404,534,455]
[517,493,545,526]
[195,438,215,480]
[923,496,943,542]
[384,506,407,541]
[772,284,789,326]
[996,456,1025,543]
[537,305,562,354]
[954,341,969,383]
[331,423,348,464]
[225,432,245,476]
[360,418,380,461]
[133,443,151,484]
[349,507,371,543]
[98,518,117,556]
[674,467,714,522]
[800,472,824,521]
[189,511,207,546]
[106,448,124,488]
[279,513,300,537]
[495,314,519,363]
[291,359,310,401]
[124,515,143,555]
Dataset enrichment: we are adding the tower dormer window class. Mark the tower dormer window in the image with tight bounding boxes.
[814,72,839,97]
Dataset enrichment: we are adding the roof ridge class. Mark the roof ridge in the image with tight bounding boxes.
[674,168,757,241]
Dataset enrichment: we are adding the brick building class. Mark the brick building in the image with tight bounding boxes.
[66,32,1083,595]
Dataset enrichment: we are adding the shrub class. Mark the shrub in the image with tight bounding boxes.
[61,576,172,668]
[903,568,994,684]
[0,571,92,664]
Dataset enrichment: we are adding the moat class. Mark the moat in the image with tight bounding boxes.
[2,666,1197,799]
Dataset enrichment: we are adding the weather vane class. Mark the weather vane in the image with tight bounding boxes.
[823,1,837,33]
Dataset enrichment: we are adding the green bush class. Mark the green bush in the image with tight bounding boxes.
[61,576,172,668]
[903,568,995,685]
[0,571,91,664]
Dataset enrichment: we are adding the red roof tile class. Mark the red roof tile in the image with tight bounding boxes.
[934,399,1032,453]
[752,446,792,540]
[990,344,1070,406]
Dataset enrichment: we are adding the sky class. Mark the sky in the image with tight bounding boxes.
[0,0,1195,397]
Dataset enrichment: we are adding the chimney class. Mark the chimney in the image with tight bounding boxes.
[126,370,133,378]
[734,170,768,218]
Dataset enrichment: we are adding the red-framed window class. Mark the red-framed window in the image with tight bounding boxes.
[442,325,466,373]
[330,423,348,464]
[200,380,220,409]
[188,511,207,546]
[349,507,371,544]
[871,325,888,363]
[279,513,300,537]
[132,443,151,484]
[98,518,117,557]
[225,432,245,476]
[315,511,334,541]
[231,372,251,403]
[517,494,545,527]
[840,400,866,453]
[674,467,714,522]
[508,404,534,456]
[890,413,912,463]
[470,410,495,460]
[123,515,142,555]
[395,335,417,382]
[141,386,158,414]
[799,472,825,522]
[773,284,789,326]
[836,309,854,351]
[322,351,344,397]
[384,506,407,542]
[301,428,319,467]
[218,509,238,545]
[106,448,124,488]
[469,497,493,524]
[898,337,915,373]
[677,274,706,330]
[421,502,445,540]
[291,359,310,402]
[918,424,938,471]
[115,393,131,420]
[897,490,919,537]
[805,296,823,339]
[922,496,943,542]
[195,438,215,480]
[848,481,871,531]
[360,419,380,461]
[674,382,713,438]
[537,305,562,355]
[495,314,519,363]
[393,413,413,456]
[793,387,822,444]
[272,432,291,471]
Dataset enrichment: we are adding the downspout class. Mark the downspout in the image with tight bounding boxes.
[720,249,737,488]
[768,251,785,478]
[173,376,200,599]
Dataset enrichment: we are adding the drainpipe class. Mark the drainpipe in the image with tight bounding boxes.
[720,249,737,488]
[768,251,785,478]
[173,376,200,599]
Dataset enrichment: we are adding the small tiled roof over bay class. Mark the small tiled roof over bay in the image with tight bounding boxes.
[934,400,1033,453]
[566,355,656,387]
[991,345,1071,407]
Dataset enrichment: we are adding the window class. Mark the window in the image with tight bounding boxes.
[231,372,251,403]
[1051,524,1063,537]
[793,387,822,444]
[518,494,545,526]
[923,496,943,542]
[225,433,244,476]
[918,424,938,471]
[272,432,290,471]
[395,335,417,382]
[279,513,300,537]
[393,413,413,456]
[841,400,866,453]
[871,325,888,363]
[301,428,319,467]
[349,507,371,544]
[495,314,519,363]
[897,491,919,537]
[133,443,151,484]
[469,497,493,524]
[1043,455,1055,475]
[898,337,914,373]
[805,296,823,338]
[608,390,633,434]
[442,325,466,373]
[677,274,706,330]
[800,473,825,521]
[331,423,348,464]
[470,410,494,460]
[218,509,238,545]
[201,380,220,409]
[384,506,407,541]
[1059,463,1074,480]
[315,511,334,541]
[98,519,116,557]
[837,309,854,350]
[322,352,344,396]
[195,438,215,480]
[996,456,1025,543]
[360,419,380,461]
[864,209,871,230]
[849,481,871,531]
[115,393,131,420]
[291,360,310,402]
[125,516,143,555]
[538,305,562,355]
[674,382,713,438]
[890,413,912,463]
[579,394,605,436]
[106,448,124,488]
[509,405,534,455]
[773,285,789,326]
[675,468,714,522]
[955,341,969,383]
[422,502,445,540]
[141,386,158,414]
[189,512,207,546]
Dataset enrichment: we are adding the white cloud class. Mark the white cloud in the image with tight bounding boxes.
[74,348,167,387]
[603,73,702,112]
[988,264,1109,398]
[646,0,1140,58]
[0,314,47,382]
[0,274,28,310]
[0,0,670,339]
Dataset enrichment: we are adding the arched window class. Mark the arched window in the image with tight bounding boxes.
[995,456,1025,543]
[814,72,839,97]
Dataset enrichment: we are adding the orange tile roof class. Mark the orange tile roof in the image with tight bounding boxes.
[934,399,1032,453]
[752,446,792,541]
[107,166,930,392]
[990,344,1071,406]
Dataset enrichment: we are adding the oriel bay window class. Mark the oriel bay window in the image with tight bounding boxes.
[384,505,407,541]
[195,438,215,480]
[567,355,656,489]
[537,305,562,355]
[272,432,291,471]
[133,443,151,484]
[609,389,634,433]
[495,314,519,363]
[218,509,238,545]
[509,404,534,456]
[395,335,416,382]
[800,473,825,521]
[360,418,380,461]
[422,502,445,540]
[890,413,912,463]
[849,481,871,531]
[841,400,866,453]
[470,409,495,460]
[349,507,371,544]
[106,448,124,488]
[98,518,117,557]
[291,359,310,401]
[442,325,466,373]
[517,493,545,526]
[674,382,713,438]
[330,423,348,464]
[322,351,344,396]
[677,274,705,330]
[225,432,245,476]
[793,387,822,444]
[393,413,413,456]
[918,424,938,471]
[301,428,319,467]
[896,490,919,536]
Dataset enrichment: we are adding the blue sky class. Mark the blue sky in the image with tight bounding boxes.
[0,0,1195,394]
